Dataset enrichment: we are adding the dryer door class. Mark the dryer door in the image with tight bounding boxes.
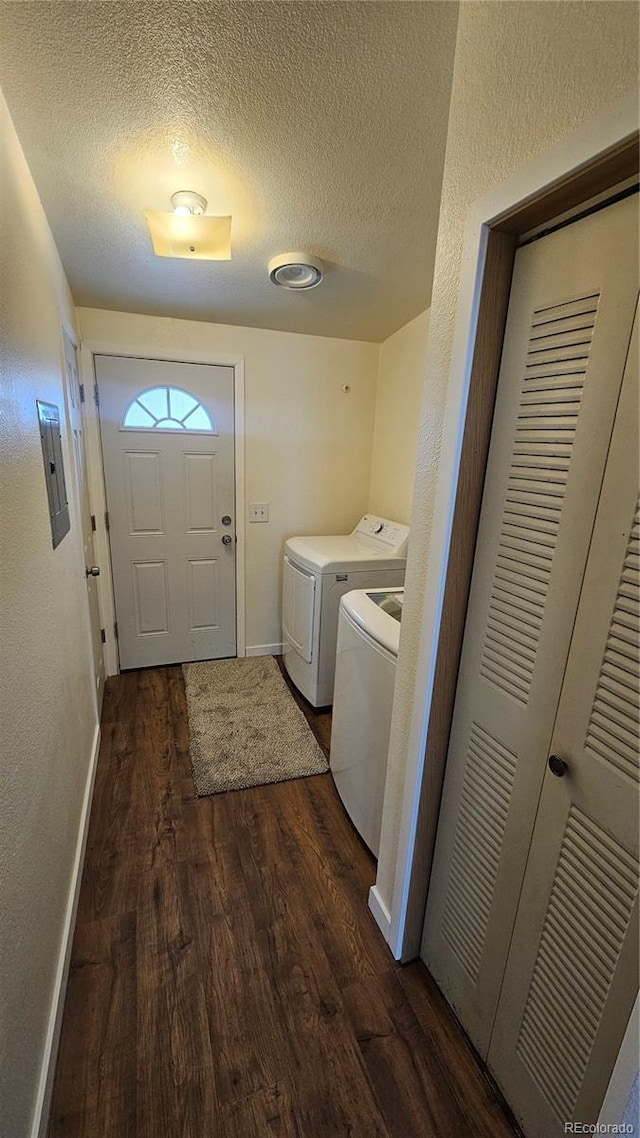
[282,555,316,663]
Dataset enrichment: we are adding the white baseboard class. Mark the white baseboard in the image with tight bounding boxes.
[245,642,283,657]
[32,722,101,1138]
[368,884,393,947]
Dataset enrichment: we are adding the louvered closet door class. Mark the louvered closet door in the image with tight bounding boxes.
[487,302,639,1138]
[421,193,639,1057]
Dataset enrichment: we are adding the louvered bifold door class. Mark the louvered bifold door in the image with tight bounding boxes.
[421,194,639,1057]
[487,300,639,1138]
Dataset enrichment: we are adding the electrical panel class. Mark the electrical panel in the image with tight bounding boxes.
[37,400,70,549]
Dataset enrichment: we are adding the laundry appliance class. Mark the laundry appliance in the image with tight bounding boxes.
[329,587,403,857]
[282,515,408,707]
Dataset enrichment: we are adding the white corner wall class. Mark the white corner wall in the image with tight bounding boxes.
[375,0,640,933]
[368,308,430,526]
[76,307,379,655]
[0,92,99,1136]
[599,995,639,1129]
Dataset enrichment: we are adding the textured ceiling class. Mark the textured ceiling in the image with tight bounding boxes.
[0,1,458,342]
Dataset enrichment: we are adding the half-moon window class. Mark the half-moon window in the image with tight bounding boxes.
[123,386,216,432]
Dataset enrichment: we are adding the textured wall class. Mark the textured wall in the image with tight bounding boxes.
[77,307,379,651]
[376,0,640,916]
[368,309,430,526]
[0,93,98,1136]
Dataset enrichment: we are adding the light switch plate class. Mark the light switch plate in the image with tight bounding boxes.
[249,502,269,522]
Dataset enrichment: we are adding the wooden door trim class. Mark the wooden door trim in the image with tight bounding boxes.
[492,134,639,235]
[399,129,639,961]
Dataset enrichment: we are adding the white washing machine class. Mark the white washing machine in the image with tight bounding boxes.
[282,515,408,707]
[329,587,403,857]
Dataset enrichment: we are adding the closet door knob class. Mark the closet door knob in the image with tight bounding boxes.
[548,754,568,778]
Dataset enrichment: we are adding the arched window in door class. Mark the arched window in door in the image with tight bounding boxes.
[122,386,216,432]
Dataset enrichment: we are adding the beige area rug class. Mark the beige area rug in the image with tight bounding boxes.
[182,655,328,796]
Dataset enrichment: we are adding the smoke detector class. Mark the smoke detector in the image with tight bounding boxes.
[268,252,324,290]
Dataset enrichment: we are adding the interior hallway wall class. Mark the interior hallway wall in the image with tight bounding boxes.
[375,0,640,920]
[368,308,430,526]
[0,91,98,1136]
[76,307,379,653]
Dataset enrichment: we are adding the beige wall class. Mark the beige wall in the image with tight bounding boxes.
[77,307,379,653]
[368,309,429,526]
[376,1,640,916]
[0,93,99,1136]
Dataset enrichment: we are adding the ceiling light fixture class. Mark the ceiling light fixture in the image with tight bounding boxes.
[268,252,324,290]
[170,190,208,216]
[145,192,231,260]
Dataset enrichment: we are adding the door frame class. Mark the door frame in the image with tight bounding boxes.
[58,318,105,708]
[383,93,639,963]
[59,325,105,701]
[79,343,246,676]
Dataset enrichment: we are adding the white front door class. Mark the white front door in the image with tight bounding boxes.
[63,332,105,700]
[97,355,236,670]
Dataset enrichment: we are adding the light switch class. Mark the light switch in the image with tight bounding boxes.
[249,502,269,522]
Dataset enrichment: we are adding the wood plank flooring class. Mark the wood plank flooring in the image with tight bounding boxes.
[48,666,518,1138]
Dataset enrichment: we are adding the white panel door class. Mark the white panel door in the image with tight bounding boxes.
[421,195,638,1055]
[63,332,105,699]
[97,356,236,669]
[487,303,639,1137]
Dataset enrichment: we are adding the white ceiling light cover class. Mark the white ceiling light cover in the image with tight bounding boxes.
[269,252,324,289]
[145,211,232,260]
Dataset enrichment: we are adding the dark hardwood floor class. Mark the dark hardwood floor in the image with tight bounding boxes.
[48,665,517,1138]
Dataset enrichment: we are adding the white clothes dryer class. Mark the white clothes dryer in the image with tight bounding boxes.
[329,587,404,857]
[282,515,408,707]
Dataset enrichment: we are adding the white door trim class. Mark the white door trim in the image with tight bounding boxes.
[380,91,639,962]
[58,319,104,711]
[79,342,246,675]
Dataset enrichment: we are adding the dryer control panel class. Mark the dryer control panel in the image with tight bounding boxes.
[353,515,409,556]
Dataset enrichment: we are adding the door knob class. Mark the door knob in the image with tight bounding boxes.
[548,754,568,778]
[86,565,101,577]
[221,535,233,546]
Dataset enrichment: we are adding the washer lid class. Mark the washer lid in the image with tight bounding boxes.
[285,534,406,574]
[340,587,404,656]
